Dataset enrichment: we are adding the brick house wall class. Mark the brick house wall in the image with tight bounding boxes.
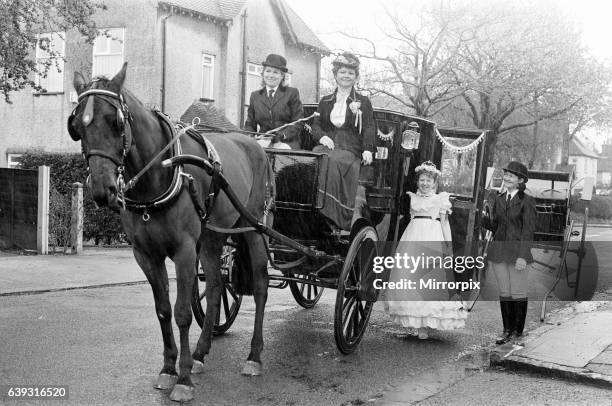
[0,0,326,167]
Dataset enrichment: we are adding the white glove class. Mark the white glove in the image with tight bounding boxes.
[319,135,335,150]
[515,257,527,271]
[362,150,373,165]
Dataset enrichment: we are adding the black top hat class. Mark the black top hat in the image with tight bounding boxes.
[262,54,288,72]
[503,161,529,183]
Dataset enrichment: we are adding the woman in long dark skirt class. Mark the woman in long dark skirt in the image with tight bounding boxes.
[311,52,376,230]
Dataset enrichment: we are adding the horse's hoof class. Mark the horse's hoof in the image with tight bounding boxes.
[169,384,195,402]
[241,360,262,376]
[191,360,204,374]
[154,373,178,390]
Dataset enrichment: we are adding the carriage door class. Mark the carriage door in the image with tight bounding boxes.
[436,128,488,262]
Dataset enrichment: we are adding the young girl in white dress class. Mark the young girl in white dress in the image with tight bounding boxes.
[385,161,467,339]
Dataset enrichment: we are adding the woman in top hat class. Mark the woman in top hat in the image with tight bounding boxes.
[310,52,376,230]
[482,161,536,344]
[245,54,304,149]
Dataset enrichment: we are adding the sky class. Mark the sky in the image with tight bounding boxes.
[285,0,612,63]
[285,0,612,149]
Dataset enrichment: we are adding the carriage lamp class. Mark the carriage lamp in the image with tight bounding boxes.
[401,121,420,150]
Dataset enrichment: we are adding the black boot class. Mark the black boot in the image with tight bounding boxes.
[495,297,512,345]
[511,299,528,343]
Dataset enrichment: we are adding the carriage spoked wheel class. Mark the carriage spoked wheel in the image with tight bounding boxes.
[334,225,379,354]
[289,274,324,309]
[192,245,242,335]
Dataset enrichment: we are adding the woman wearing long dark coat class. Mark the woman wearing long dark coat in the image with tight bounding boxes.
[482,161,536,344]
[311,52,375,230]
[245,54,304,149]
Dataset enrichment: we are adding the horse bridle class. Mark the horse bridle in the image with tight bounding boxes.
[68,87,133,201]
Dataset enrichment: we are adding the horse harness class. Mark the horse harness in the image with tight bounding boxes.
[68,87,224,223]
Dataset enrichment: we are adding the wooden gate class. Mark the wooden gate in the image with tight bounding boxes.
[0,167,48,251]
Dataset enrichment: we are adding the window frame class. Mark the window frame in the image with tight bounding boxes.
[7,153,23,168]
[35,32,66,94]
[92,28,125,78]
[201,53,215,100]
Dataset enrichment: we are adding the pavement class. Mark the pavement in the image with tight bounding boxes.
[0,247,174,296]
[490,290,612,388]
[2,245,612,394]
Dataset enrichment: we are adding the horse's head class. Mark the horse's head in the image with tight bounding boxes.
[68,62,131,211]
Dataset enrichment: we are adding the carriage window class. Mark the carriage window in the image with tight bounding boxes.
[201,53,215,99]
[35,32,65,93]
[439,138,477,198]
[93,28,125,78]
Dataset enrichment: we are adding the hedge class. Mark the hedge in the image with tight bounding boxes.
[19,150,125,246]
[571,195,612,220]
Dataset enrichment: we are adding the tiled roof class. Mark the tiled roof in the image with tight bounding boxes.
[159,0,246,20]
[159,0,328,53]
[569,138,600,159]
[271,0,330,53]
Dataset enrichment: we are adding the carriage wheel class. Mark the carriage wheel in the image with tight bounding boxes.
[334,225,379,354]
[192,245,242,335]
[289,274,324,309]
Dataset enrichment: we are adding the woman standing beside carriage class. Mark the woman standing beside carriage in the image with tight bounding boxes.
[244,54,304,149]
[482,161,536,345]
[311,52,375,230]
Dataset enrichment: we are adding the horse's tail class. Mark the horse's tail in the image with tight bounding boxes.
[232,155,275,296]
[232,233,254,296]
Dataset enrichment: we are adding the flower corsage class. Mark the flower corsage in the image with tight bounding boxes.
[349,99,362,134]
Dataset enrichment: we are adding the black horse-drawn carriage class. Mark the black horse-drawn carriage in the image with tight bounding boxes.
[188,104,493,353]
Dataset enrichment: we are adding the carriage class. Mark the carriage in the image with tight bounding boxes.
[185,104,494,354]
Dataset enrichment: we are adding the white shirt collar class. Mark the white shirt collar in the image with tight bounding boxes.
[506,189,518,200]
[266,85,279,94]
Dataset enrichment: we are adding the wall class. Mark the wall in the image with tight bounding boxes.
[0,0,160,167]
[162,10,228,119]
[570,155,598,185]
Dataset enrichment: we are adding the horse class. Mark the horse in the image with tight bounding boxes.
[67,62,273,401]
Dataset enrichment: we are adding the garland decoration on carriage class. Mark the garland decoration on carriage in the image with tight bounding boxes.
[377,128,394,144]
[435,128,486,154]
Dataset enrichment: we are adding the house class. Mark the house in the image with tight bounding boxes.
[568,137,600,189]
[0,0,329,167]
[597,143,612,187]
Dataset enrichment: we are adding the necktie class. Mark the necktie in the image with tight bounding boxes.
[268,89,274,100]
[507,193,511,204]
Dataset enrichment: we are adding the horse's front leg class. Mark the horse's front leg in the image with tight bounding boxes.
[132,250,178,389]
[242,232,269,376]
[168,241,197,402]
[192,234,225,370]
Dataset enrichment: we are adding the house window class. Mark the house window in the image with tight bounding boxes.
[36,32,65,93]
[93,28,125,78]
[246,63,263,100]
[7,154,22,168]
[201,53,215,99]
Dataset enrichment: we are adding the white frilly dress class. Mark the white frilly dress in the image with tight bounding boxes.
[385,191,467,330]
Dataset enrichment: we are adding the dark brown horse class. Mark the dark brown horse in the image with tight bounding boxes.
[68,63,272,401]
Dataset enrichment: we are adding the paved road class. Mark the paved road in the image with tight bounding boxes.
[0,226,609,405]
